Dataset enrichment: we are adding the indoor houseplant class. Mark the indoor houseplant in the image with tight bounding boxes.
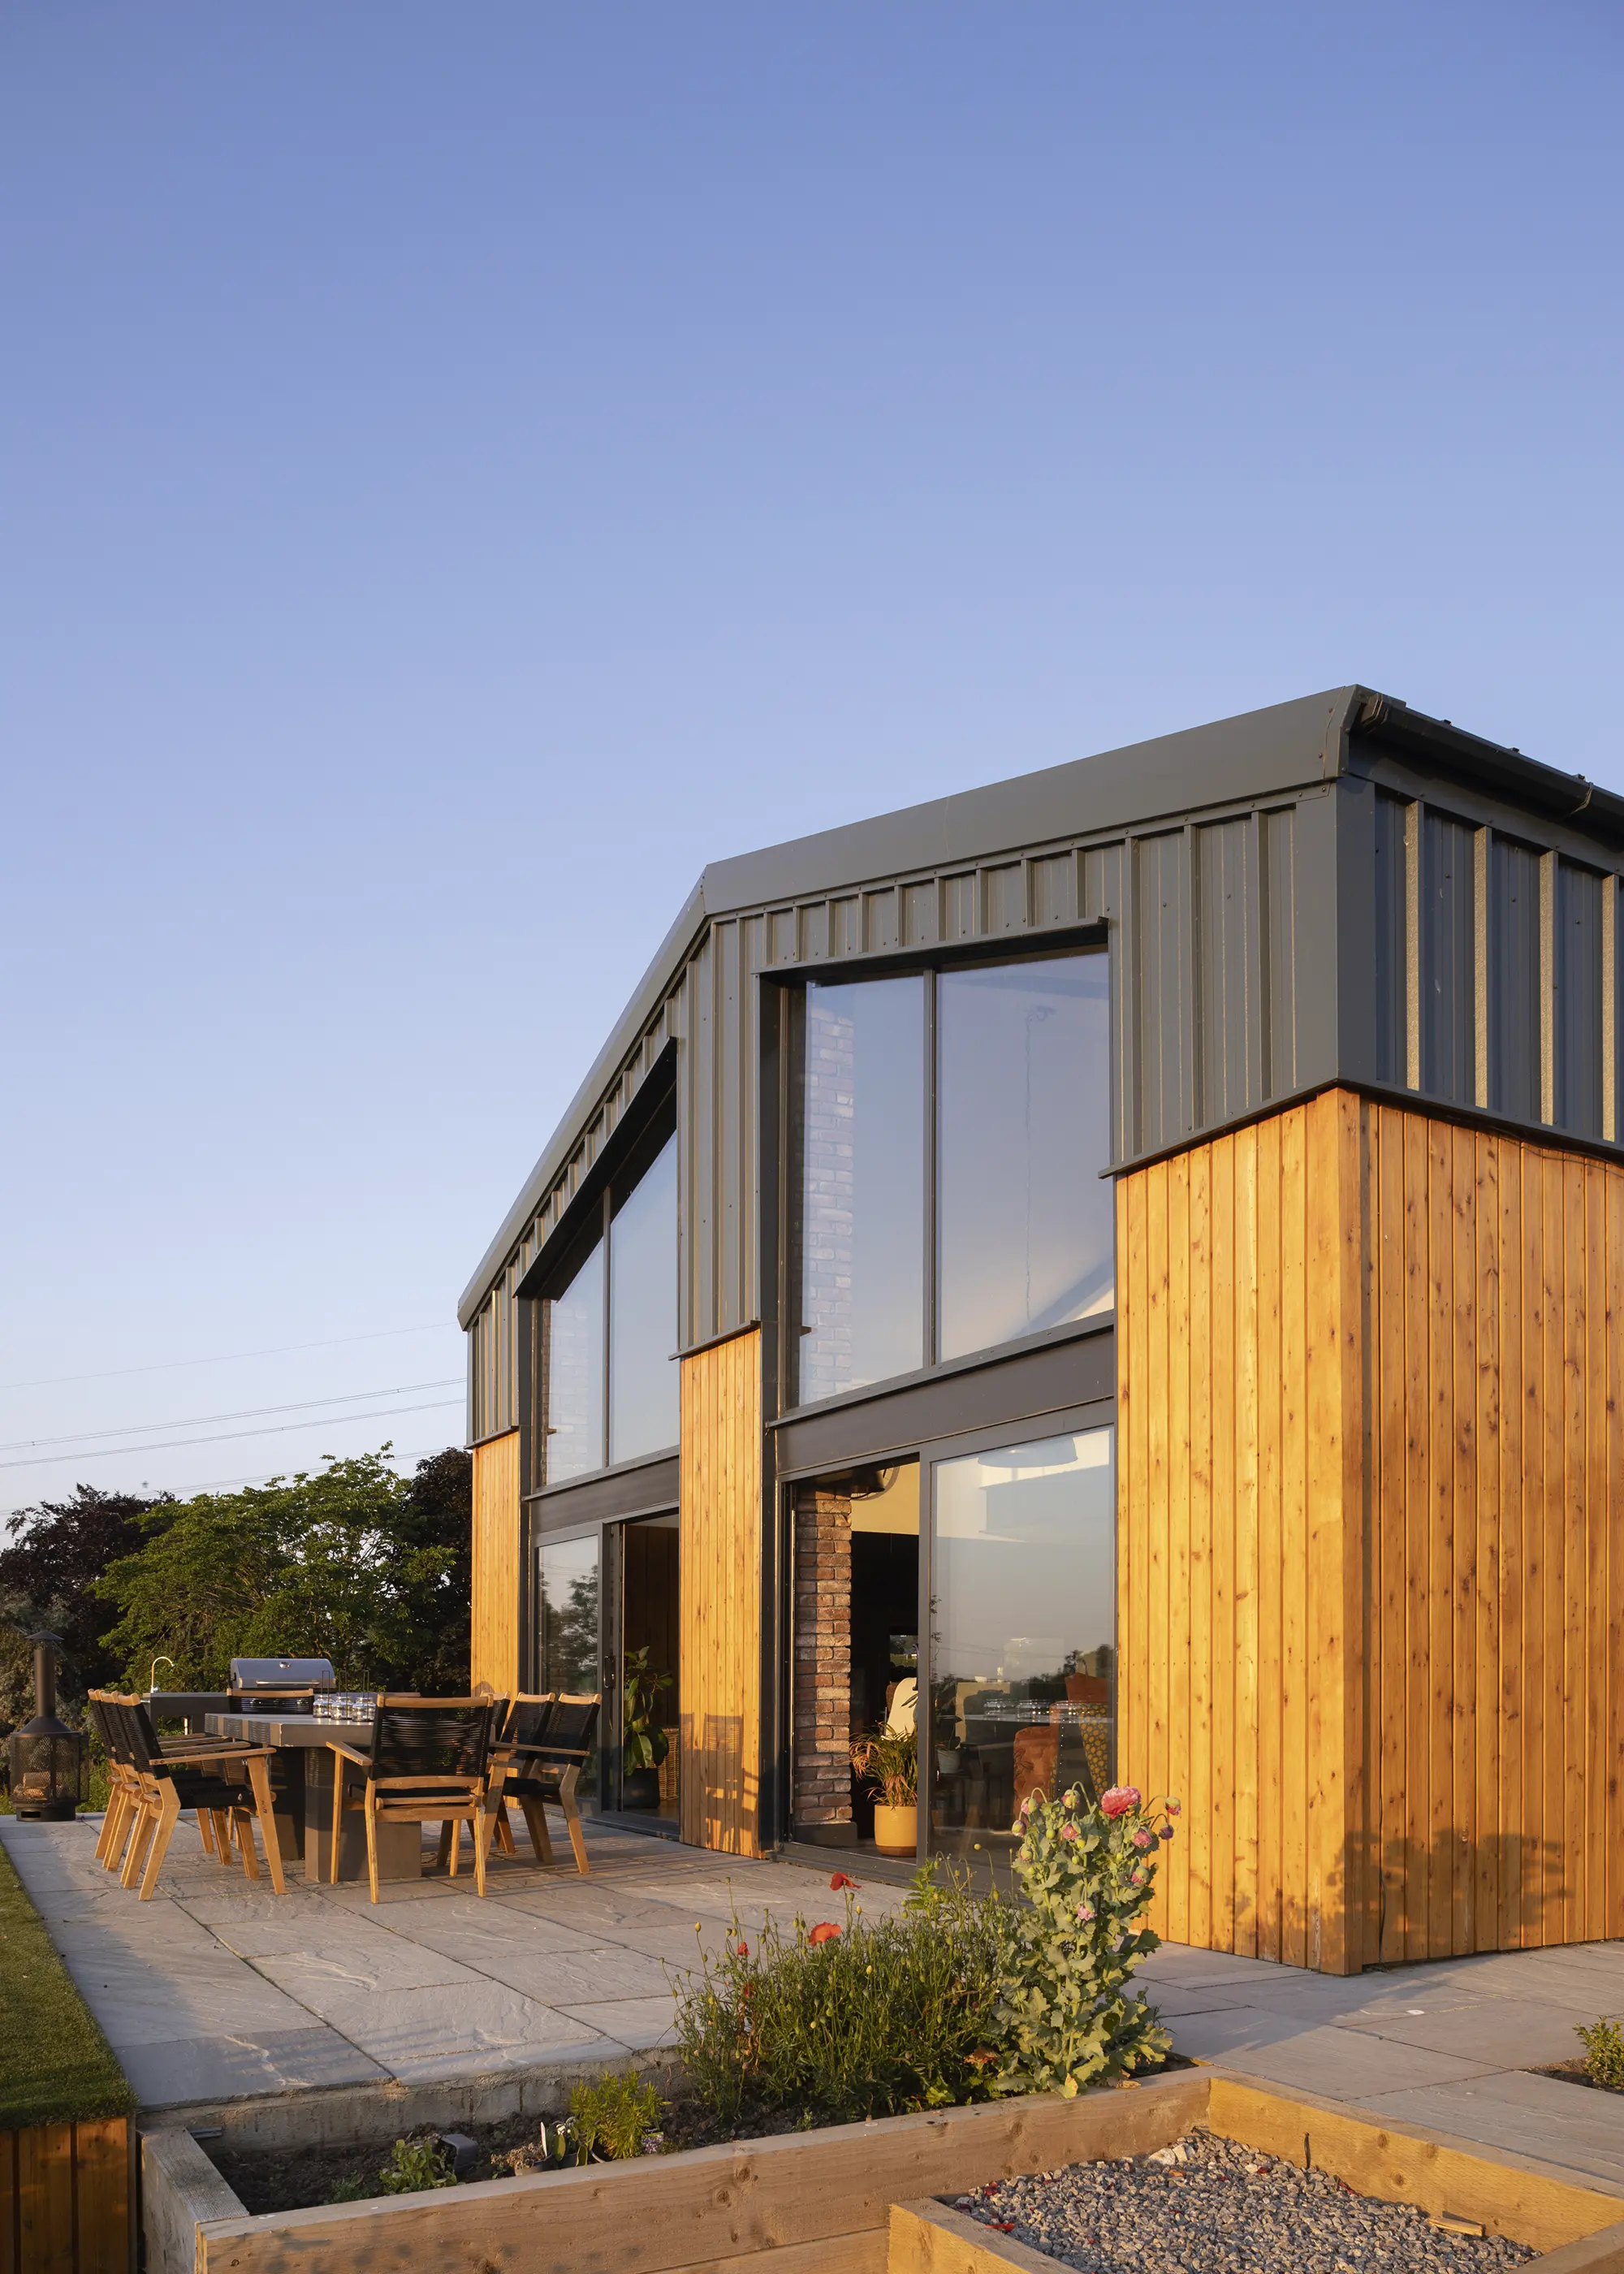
[850,1724,918,1857]
[621,1646,672,1809]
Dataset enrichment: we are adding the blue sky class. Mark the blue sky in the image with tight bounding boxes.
[2,2,1620,1511]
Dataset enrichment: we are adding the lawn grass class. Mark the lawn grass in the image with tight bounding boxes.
[0,1833,135,2129]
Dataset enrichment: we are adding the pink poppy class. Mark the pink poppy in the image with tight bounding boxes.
[1099,1785,1142,1818]
[1059,1822,1079,1842]
[1131,1827,1155,1850]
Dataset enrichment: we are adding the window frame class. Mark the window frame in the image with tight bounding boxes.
[786,936,1113,1412]
[537,1103,680,1489]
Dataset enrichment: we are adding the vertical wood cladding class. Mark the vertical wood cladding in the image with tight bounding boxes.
[1119,1089,1624,1972]
[1117,1091,1365,1974]
[469,1430,521,1698]
[679,1328,763,1856]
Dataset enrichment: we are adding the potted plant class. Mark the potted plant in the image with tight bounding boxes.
[621,1647,672,1810]
[849,1724,918,1857]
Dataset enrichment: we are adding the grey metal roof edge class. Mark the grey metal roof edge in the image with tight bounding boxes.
[1350,692,1624,845]
[696,685,1366,914]
[456,879,706,1327]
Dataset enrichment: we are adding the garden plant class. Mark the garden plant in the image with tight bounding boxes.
[671,1779,1176,2131]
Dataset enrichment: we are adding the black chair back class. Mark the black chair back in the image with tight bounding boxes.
[528,1693,599,1772]
[87,1694,126,1767]
[370,1699,492,1784]
[500,1694,557,1752]
[123,1700,168,1779]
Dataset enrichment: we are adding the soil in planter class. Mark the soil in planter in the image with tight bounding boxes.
[957,2129,1536,2274]
[203,2055,1199,2213]
[206,2115,550,2215]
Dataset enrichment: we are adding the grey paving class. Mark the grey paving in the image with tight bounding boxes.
[9,1808,1624,2197]
[0,1813,865,2112]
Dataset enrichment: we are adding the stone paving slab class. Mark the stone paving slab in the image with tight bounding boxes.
[8,1809,1624,2191]
[1356,2069,1624,2188]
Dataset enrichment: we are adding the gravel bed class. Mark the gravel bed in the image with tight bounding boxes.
[954,2129,1538,2274]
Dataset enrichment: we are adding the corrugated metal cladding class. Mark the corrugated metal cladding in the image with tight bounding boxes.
[1366,784,1622,1150]
[465,780,1345,1429]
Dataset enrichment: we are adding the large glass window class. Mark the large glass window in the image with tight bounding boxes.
[936,956,1114,1359]
[545,1238,605,1484]
[928,1427,1115,1849]
[542,1113,679,1485]
[610,1133,679,1465]
[793,951,1111,1403]
[798,975,926,1404]
[537,1531,600,1795]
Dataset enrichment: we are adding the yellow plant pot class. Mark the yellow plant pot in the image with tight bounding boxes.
[873,1802,918,1858]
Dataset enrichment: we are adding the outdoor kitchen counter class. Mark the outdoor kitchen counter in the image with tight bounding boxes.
[204,1713,421,1885]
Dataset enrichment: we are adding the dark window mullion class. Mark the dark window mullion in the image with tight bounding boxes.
[923,967,938,1370]
[601,1188,613,1469]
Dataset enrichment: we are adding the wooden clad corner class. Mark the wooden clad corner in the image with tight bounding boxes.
[469,1429,521,1699]
[1118,1084,1624,1974]
[679,1327,762,1855]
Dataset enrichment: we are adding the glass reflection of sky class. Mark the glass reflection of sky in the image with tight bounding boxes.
[934,1428,1113,1682]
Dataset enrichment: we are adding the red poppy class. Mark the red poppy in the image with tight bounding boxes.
[808,1922,842,1946]
[829,1871,861,1891]
[736,1940,749,1957]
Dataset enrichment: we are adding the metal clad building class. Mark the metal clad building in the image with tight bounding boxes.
[460,684,1624,1970]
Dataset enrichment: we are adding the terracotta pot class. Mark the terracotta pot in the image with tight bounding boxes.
[873,1802,918,1858]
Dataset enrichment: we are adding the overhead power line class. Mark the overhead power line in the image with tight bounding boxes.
[0,1379,464,1456]
[0,1397,464,1474]
[0,1322,451,1395]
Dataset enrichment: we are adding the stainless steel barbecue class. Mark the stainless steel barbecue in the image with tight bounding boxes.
[227,1657,337,1694]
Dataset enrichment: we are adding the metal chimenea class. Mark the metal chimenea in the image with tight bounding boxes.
[6,1632,88,1821]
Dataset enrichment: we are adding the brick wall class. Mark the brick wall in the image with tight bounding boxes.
[793,1483,853,1828]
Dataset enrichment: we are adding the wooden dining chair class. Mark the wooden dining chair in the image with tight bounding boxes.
[102,1696,285,1900]
[491,1692,600,1875]
[89,1693,243,1875]
[329,1697,495,1902]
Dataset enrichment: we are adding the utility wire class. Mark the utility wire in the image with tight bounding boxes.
[0,1379,464,1456]
[0,1322,451,1395]
[0,1397,464,1473]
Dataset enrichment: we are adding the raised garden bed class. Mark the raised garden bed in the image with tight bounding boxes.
[141,2069,1624,2274]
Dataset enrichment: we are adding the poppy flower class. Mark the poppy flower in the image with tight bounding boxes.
[736,1940,749,1957]
[829,1871,861,1891]
[1059,1822,1080,1842]
[1131,1827,1155,1851]
[1099,1785,1142,1818]
[808,1922,841,1946]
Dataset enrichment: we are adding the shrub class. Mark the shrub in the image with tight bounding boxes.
[989,1781,1175,2098]
[377,2136,456,2194]
[568,2069,666,2160]
[672,1867,1003,2127]
[1576,2017,1624,2090]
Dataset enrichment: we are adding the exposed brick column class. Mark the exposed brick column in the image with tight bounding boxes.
[793,1483,853,1830]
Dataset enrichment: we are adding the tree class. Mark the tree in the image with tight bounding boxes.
[96,1446,469,1693]
[0,1485,171,1716]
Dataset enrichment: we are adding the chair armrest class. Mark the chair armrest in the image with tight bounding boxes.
[328,1740,371,1767]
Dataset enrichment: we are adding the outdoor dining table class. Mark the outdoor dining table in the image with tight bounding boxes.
[203,1710,422,1884]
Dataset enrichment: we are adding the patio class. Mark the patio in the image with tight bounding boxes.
[6,1812,1624,2190]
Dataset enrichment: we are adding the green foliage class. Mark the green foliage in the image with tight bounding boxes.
[989,1782,1173,2099]
[95,1447,471,1693]
[326,2172,370,2203]
[672,1865,1003,2127]
[568,2069,666,2160]
[849,1723,918,1805]
[622,1645,672,1771]
[377,2136,457,2194]
[1576,2017,1624,2090]
[0,1486,169,1720]
[0,1837,134,2127]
